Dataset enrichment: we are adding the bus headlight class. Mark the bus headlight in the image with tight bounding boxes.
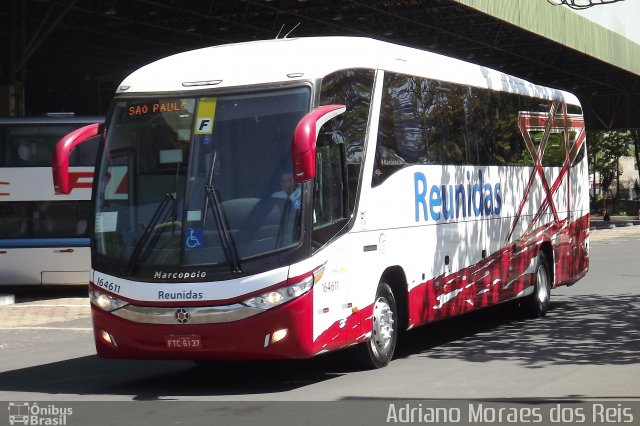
[90,288,128,312]
[243,275,313,310]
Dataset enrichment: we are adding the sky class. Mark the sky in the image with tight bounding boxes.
[569,0,640,44]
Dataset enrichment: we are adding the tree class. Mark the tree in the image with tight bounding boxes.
[587,130,632,211]
[587,131,605,199]
[630,130,640,190]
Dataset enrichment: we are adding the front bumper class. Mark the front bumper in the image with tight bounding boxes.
[91,290,314,360]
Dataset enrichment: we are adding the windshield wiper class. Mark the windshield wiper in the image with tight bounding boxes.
[126,192,176,275]
[203,152,242,275]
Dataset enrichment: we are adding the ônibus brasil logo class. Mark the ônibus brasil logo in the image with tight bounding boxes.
[8,402,72,425]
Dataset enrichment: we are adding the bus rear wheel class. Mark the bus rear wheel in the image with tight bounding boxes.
[522,252,551,318]
[357,282,398,369]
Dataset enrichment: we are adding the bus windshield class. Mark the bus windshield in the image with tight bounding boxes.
[94,87,311,272]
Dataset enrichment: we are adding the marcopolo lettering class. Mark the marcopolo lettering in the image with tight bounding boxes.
[414,169,502,222]
[153,270,207,280]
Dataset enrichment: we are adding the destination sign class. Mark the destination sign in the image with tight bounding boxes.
[128,101,189,116]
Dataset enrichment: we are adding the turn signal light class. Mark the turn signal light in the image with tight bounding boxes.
[99,330,118,347]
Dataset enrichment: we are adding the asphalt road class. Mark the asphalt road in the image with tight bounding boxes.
[0,227,638,424]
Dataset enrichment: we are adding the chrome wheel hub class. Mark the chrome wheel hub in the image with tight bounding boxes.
[536,267,549,304]
[372,297,394,351]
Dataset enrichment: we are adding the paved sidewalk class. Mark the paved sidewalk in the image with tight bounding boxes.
[0,297,90,329]
[590,221,640,241]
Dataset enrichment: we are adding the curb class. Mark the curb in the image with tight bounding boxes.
[0,294,16,306]
[591,220,640,230]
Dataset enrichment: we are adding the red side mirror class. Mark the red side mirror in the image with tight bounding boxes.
[52,123,101,194]
[291,104,346,183]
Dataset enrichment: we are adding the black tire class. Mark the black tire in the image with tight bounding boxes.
[522,252,551,318]
[356,282,398,369]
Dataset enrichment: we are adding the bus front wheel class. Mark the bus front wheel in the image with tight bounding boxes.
[357,282,398,369]
[522,252,551,318]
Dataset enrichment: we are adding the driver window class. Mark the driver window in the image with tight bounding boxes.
[313,129,346,230]
[311,68,374,251]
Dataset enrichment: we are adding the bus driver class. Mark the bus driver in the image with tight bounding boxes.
[272,170,301,209]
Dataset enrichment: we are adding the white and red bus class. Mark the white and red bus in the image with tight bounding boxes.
[54,37,589,367]
[0,115,102,286]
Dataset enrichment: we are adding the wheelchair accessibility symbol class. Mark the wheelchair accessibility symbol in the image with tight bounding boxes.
[185,228,204,250]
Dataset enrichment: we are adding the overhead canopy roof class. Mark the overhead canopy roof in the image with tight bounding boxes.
[1,0,639,130]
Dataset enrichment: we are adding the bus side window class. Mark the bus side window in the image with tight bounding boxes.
[374,73,420,186]
[0,202,30,238]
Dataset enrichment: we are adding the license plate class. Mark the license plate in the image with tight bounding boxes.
[165,335,202,350]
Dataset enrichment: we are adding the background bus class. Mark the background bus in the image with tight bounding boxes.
[0,114,102,286]
[54,37,589,368]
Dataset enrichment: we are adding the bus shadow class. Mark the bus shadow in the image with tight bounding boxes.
[1,285,88,303]
[399,293,640,368]
[0,352,352,399]
[0,293,636,398]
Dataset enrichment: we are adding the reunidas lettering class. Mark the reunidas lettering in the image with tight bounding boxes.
[158,290,204,300]
[414,169,502,222]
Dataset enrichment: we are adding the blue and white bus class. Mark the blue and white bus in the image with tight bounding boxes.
[0,115,102,285]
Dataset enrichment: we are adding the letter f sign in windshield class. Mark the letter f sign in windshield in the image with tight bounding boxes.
[195,98,217,134]
[195,118,213,134]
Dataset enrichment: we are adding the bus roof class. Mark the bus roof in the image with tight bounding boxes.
[117,36,581,107]
[0,115,104,125]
